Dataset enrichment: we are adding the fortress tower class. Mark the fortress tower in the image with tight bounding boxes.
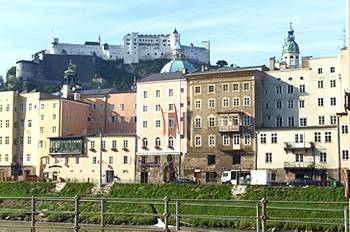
[281,23,300,68]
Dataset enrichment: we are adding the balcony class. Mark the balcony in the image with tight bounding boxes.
[284,161,325,169]
[218,144,254,153]
[219,125,240,132]
[284,142,315,153]
[49,137,84,155]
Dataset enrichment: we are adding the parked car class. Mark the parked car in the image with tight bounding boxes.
[287,177,314,186]
[172,178,196,184]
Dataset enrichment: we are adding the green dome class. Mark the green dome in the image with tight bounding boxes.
[160,59,196,73]
[282,40,299,54]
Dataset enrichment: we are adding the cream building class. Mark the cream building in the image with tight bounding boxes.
[43,134,136,183]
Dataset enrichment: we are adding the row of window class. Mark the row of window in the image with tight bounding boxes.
[193,134,251,147]
[274,80,337,95]
[194,97,251,109]
[142,118,181,128]
[90,140,129,149]
[92,103,126,111]
[143,88,184,99]
[142,137,174,148]
[193,82,251,95]
[193,115,251,128]
[264,152,328,163]
[269,97,337,111]
[271,115,337,127]
[142,103,182,112]
[259,132,332,144]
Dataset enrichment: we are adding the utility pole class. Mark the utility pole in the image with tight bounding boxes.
[99,131,103,188]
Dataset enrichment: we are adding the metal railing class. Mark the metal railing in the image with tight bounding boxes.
[0,196,347,231]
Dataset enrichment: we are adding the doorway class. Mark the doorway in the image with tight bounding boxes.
[141,172,148,183]
[106,170,114,183]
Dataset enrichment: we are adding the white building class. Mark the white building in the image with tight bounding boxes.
[42,29,210,65]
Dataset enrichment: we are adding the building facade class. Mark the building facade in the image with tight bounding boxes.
[184,67,266,183]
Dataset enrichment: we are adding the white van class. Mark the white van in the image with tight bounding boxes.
[221,170,272,185]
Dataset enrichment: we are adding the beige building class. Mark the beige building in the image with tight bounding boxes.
[43,134,136,183]
[185,67,266,183]
[136,71,188,183]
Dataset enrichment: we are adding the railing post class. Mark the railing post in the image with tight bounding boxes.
[260,198,267,232]
[163,196,170,232]
[256,203,260,232]
[175,200,180,231]
[101,198,105,231]
[345,206,349,232]
[30,196,36,232]
[74,195,80,232]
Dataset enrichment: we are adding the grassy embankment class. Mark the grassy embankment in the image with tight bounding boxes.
[0,182,346,231]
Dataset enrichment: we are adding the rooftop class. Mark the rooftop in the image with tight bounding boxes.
[138,72,185,83]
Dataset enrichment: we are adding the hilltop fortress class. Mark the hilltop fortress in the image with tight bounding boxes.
[34,29,210,64]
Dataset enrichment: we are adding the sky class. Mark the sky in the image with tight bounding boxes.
[0,0,346,78]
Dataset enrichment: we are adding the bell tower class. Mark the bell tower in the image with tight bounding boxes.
[281,23,300,68]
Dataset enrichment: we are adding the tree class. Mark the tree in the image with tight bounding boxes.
[216,60,228,67]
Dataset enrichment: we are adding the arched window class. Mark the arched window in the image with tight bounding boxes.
[194,116,201,128]
[208,115,216,128]
[168,137,174,147]
[194,135,201,147]
[155,137,161,147]
[142,138,148,147]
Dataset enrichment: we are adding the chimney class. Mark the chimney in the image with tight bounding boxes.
[74,92,81,101]
[201,64,209,72]
[279,62,287,70]
[269,57,276,71]
[182,68,188,74]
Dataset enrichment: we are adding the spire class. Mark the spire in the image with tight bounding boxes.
[98,34,101,45]
[287,22,295,41]
[173,28,178,34]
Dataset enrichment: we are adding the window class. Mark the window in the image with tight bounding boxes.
[208,99,215,108]
[194,86,201,94]
[342,125,348,134]
[5,120,9,128]
[90,141,95,149]
[330,97,336,106]
[342,150,349,160]
[5,104,10,111]
[288,100,294,108]
[299,85,305,93]
[222,98,229,107]
[243,97,250,106]
[276,85,282,94]
[108,156,113,164]
[120,104,125,111]
[243,82,250,91]
[276,100,282,109]
[168,104,174,111]
[156,90,160,97]
[300,118,307,127]
[142,105,148,112]
[265,153,272,163]
[295,153,303,162]
[271,133,277,143]
[123,140,128,148]
[233,155,241,164]
[168,137,174,147]
[318,116,325,125]
[28,120,32,127]
[318,80,324,88]
[288,117,295,127]
[223,84,229,92]
[244,134,251,145]
[330,80,336,88]
[194,117,201,128]
[26,154,31,162]
[194,135,201,147]
[0,120,2,128]
[233,134,240,145]
[143,91,148,98]
[101,140,106,150]
[320,152,327,162]
[330,115,337,125]
[155,104,161,111]
[318,68,323,74]
[168,89,174,97]
[27,136,31,145]
[243,115,250,126]
[112,140,117,148]
[314,132,321,142]
[223,135,230,145]
[330,67,335,73]
[92,156,97,164]
[233,97,240,107]
[208,116,215,127]
[194,100,201,109]
[64,157,69,165]
[208,135,215,146]
[75,157,79,164]
[325,132,332,142]
[287,85,294,93]
[5,137,9,145]
[28,103,32,111]
[208,85,215,93]
[141,156,147,164]
[299,100,305,108]
[276,116,282,127]
[154,156,160,164]
[155,120,161,128]
[142,121,148,128]
[260,134,266,144]
[168,119,175,128]
[233,83,239,92]
[207,155,216,165]
[0,137,2,145]
[155,137,161,147]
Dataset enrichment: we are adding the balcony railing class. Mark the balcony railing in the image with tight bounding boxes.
[284,161,325,169]
[219,125,240,132]
[284,142,315,152]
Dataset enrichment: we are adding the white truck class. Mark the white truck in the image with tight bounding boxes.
[221,170,272,185]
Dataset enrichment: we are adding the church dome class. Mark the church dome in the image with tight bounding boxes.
[160,59,196,73]
[282,40,299,54]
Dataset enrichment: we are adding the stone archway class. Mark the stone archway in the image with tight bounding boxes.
[163,155,177,183]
